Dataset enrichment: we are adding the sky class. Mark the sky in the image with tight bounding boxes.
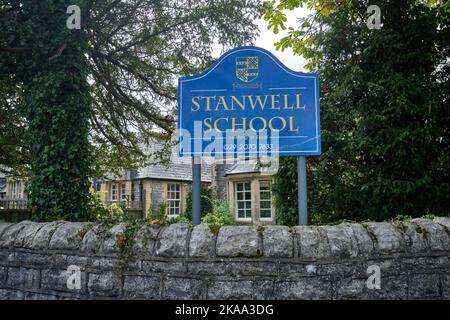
[211,6,312,72]
[253,7,312,72]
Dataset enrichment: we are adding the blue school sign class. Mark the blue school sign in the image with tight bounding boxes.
[178,46,321,157]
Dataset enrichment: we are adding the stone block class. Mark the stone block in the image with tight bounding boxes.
[0,221,32,248]
[53,254,90,269]
[189,224,216,258]
[365,259,399,276]
[372,276,408,300]
[295,226,330,260]
[102,223,126,253]
[187,261,229,275]
[14,252,52,268]
[316,262,365,280]
[362,222,404,254]
[31,221,65,250]
[442,275,450,299]
[335,277,372,299]
[156,224,190,257]
[227,261,278,276]
[434,217,450,230]
[208,280,273,300]
[275,278,331,299]
[49,222,89,250]
[400,256,450,273]
[216,226,259,257]
[88,272,121,297]
[41,268,86,293]
[393,221,428,253]
[0,223,13,238]
[143,260,186,274]
[322,224,358,258]
[123,275,160,299]
[0,266,6,285]
[133,225,161,257]
[80,224,106,253]
[408,274,441,299]
[412,219,450,252]
[164,277,204,299]
[6,267,40,290]
[348,223,375,256]
[14,222,45,248]
[263,226,293,258]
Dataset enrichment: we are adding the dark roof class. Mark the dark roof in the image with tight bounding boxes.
[136,140,212,182]
[137,161,212,182]
[103,140,213,183]
[225,159,259,176]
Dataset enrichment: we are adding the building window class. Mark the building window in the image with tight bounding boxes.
[11,182,16,199]
[111,183,118,201]
[259,181,273,220]
[120,183,127,201]
[235,181,251,220]
[167,183,181,216]
[134,183,141,202]
[11,181,22,199]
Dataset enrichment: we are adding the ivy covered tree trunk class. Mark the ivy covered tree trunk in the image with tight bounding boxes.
[20,1,91,221]
[2,0,260,220]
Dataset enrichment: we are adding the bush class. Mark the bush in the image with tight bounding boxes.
[87,193,108,220]
[96,203,126,225]
[146,202,169,225]
[88,193,130,225]
[201,200,233,226]
[184,186,213,221]
[167,211,191,225]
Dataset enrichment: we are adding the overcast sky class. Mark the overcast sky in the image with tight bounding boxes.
[253,7,312,72]
[211,7,312,72]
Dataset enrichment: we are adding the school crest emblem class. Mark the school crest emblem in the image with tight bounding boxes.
[235,56,258,82]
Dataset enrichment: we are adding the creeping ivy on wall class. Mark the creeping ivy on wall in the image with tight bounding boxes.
[4,1,92,221]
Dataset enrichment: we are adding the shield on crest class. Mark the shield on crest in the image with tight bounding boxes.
[235,56,259,82]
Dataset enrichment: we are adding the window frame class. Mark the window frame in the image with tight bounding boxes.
[258,180,273,221]
[235,181,252,222]
[10,181,22,199]
[110,183,118,201]
[11,182,16,199]
[120,183,128,201]
[166,183,181,217]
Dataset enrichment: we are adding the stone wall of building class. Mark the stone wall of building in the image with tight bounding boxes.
[212,162,233,200]
[0,218,449,300]
[150,180,165,213]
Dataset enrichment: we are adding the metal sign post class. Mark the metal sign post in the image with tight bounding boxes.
[192,157,201,225]
[297,156,308,225]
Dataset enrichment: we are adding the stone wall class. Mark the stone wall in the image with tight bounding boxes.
[0,218,449,300]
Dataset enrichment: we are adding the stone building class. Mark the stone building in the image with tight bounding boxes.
[0,170,28,209]
[97,158,212,219]
[0,147,277,224]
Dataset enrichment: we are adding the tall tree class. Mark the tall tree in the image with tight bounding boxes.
[264,0,449,224]
[0,77,30,178]
[0,0,260,220]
